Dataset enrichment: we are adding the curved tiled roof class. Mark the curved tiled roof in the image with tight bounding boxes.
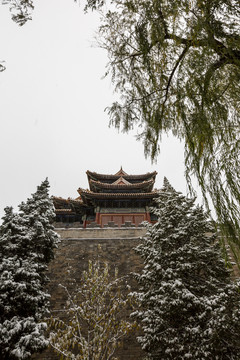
[53,196,84,205]
[86,170,157,182]
[78,188,159,200]
[55,208,73,213]
[89,178,155,192]
[53,196,87,214]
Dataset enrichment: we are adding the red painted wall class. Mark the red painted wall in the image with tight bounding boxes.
[97,213,149,227]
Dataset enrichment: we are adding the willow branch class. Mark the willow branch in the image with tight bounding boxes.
[203,57,229,97]
[161,45,189,115]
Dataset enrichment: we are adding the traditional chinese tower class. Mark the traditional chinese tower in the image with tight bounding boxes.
[53,168,158,227]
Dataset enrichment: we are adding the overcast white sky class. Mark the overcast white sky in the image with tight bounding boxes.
[0,0,190,220]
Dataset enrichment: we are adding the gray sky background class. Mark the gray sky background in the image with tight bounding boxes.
[0,0,192,220]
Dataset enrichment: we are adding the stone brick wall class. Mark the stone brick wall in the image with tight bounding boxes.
[34,228,146,360]
[56,227,146,239]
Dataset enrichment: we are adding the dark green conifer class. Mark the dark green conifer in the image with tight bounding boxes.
[133,178,240,359]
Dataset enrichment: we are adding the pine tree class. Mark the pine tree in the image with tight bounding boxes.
[0,206,36,261]
[0,179,59,359]
[0,207,49,359]
[19,178,59,266]
[132,178,240,359]
[0,256,49,359]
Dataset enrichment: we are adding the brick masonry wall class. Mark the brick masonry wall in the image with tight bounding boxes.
[34,228,147,360]
[56,227,147,239]
[32,228,240,360]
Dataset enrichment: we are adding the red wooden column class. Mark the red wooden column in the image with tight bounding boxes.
[145,211,151,223]
[95,212,101,226]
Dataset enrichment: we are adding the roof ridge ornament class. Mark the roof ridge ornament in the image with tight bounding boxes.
[112,176,131,185]
[114,167,128,177]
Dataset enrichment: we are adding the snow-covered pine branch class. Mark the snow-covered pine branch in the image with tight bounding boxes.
[132,177,240,359]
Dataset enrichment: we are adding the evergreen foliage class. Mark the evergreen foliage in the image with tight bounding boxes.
[84,0,240,256]
[19,178,59,266]
[132,178,240,359]
[49,258,136,359]
[0,257,49,359]
[0,179,59,359]
[0,207,30,259]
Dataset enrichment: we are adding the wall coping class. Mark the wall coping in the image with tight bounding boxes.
[55,227,147,239]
